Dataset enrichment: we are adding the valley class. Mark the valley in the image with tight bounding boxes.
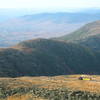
[0,11,100,47]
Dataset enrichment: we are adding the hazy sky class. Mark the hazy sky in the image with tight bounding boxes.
[0,0,100,11]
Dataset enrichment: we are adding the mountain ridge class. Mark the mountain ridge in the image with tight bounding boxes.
[57,20,100,51]
[1,12,100,47]
[0,38,99,77]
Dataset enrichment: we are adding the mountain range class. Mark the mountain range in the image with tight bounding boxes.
[0,14,100,77]
[0,11,100,47]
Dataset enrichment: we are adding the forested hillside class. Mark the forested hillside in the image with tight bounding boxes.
[0,39,99,77]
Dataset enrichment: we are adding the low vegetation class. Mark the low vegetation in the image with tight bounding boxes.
[0,75,100,100]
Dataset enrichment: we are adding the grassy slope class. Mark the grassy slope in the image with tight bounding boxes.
[59,21,100,42]
[0,39,99,77]
[57,21,100,52]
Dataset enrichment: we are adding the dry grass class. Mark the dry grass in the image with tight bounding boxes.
[0,75,100,96]
[18,75,100,93]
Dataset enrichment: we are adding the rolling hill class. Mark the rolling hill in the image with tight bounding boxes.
[0,39,100,77]
[58,21,100,51]
[1,11,100,47]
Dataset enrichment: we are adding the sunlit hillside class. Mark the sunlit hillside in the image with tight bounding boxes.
[58,20,100,51]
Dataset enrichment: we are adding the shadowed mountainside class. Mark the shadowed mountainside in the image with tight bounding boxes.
[0,39,100,77]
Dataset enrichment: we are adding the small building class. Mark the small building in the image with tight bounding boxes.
[79,76,92,81]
